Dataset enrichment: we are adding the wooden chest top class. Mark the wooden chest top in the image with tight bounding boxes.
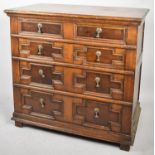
[5,3,148,22]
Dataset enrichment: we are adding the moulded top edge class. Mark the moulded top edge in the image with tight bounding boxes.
[4,3,149,23]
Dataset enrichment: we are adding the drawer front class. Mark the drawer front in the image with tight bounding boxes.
[73,99,123,132]
[16,89,64,121]
[86,47,123,65]
[85,71,124,100]
[75,24,126,44]
[15,60,134,101]
[19,38,63,61]
[19,18,63,37]
[14,86,131,134]
[29,64,53,86]
[12,37,136,71]
[19,62,54,87]
[74,46,128,69]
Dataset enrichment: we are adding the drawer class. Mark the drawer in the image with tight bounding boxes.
[19,38,63,61]
[19,18,63,38]
[86,47,124,69]
[18,89,64,121]
[14,60,133,101]
[75,46,128,70]
[20,62,54,87]
[75,24,126,44]
[14,38,136,71]
[85,71,124,100]
[73,99,125,133]
[14,86,131,134]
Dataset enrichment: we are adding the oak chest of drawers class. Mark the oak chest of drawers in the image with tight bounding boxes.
[5,4,149,151]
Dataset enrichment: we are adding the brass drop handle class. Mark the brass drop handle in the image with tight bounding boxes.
[39,98,45,108]
[95,77,100,88]
[38,23,43,33]
[94,108,100,118]
[38,45,43,55]
[38,69,45,78]
[96,27,102,38]
[96,50,102,62]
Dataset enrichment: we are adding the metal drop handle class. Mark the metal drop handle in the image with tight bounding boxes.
[38,69,45,78]
[38,45,43,55]
[95,77,100,88]
[39,98,45,108]
[38,23,43,33]
[96,50,102,62]
[94,108,100,118]
[96,27,102,38]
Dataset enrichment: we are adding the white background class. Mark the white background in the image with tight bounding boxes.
[0,0,153,155]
